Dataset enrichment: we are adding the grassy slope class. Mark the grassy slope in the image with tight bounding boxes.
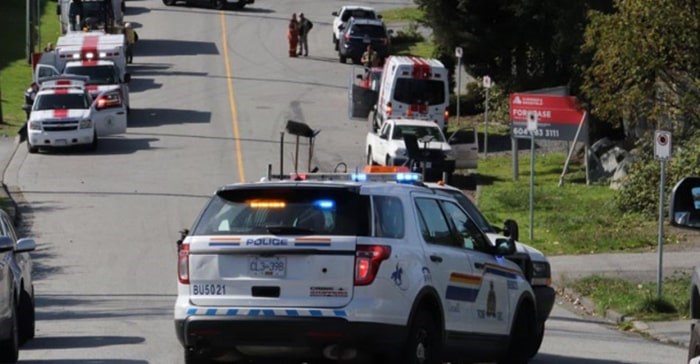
[0,0,60,136]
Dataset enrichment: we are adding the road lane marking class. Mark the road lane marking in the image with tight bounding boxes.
[220,11,246,182]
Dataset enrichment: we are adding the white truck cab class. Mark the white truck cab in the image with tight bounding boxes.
[27,77,127,153]
[174,173,540,364]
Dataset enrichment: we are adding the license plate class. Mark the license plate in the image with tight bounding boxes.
[249,256,286,277]
[55,139,67,145]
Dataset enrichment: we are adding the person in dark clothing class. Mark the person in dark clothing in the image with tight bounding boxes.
[297,13,313,57]
[23,82,39,120]
[68,0,84,31]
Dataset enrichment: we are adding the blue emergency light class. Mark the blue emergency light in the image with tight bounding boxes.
[396,173,421,182]
[352,173,368,182]
[314,199,335,209]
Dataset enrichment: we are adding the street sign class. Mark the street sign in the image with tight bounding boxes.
[483,75,492,89]
[509,93,586,141]
[455,46,463,58]
[526,111,538,132]
[654,130,671,160]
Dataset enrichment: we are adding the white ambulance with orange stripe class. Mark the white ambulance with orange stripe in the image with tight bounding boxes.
[372,56,450,132]
[34,32,131,111]
[26,77,127,153]
[174,172,541,364]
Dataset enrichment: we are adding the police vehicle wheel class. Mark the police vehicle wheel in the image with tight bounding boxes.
[385,155,391,167]
[334,40,339,51]
[528,322,545,359]
[499,303,536,364]
[88,132,98,152]
[0,296,19,363]
[18,289,35,344]
[339,54,347,64]
[162,0,176,5]
[27,141,38,154]
[689,322,700,362]
[402,310,440,364]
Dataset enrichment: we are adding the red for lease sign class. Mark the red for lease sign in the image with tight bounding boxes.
[510,93,587,141]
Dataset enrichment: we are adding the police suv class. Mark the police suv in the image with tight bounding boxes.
[174,173,540,364]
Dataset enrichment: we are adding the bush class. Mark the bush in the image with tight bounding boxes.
[391,22,424,45]
[615,131,700,216]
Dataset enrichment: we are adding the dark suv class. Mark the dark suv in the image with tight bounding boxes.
[338,18,391,64]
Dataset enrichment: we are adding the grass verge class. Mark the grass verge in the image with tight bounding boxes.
[379,7,424,23]
[0,0,60,136]
[569,273,690,321]
[475,152,661,255]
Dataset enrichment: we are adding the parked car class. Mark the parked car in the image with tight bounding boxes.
[0,209,37,363]
[331,6,381,50]
[338,18,391,65]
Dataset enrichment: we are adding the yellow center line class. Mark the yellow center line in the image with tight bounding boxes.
[220,11,246,183]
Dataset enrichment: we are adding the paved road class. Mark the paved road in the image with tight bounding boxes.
[2,0,689,363]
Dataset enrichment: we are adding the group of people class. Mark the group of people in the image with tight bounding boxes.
[287,13,314,57]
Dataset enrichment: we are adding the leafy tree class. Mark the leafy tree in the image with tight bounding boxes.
[582,0,700,137]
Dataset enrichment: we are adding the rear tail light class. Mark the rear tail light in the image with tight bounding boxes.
[178,243,190,284]
[96,93,122,110]
[386,102,393,117]
[444,108,449,123]
[344,32,350,42]
[354,245,391,286]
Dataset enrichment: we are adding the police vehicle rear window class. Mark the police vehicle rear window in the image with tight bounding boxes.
[349,24,387,38]
[393,79,446,106]
[192,187,370,236]
[34,94,89,110]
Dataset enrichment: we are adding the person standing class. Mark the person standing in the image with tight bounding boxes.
[68,0,84,31]
[123,22,137,64]
[361,45,380,68]
[297,13,313,57]
[23,82,39,120]
[287,13,299,57]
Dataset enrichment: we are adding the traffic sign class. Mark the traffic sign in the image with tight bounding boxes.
[483,75,492,89]
[455,46,463,58]
[526,111,538,132]
[654,130,671,160]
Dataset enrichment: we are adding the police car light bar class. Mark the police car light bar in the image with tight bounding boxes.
[283,172,423,183]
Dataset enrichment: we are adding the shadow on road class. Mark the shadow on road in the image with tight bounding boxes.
[20,361,148,364]
[127,108,212,127]
[23,335,145,350]
[123,6,150,15]
[35,295,172,321]
[135,39,219,57]
[127,77,163,93]
[91,137,159,155]
[531,354,629,364]
[27,245,62,281]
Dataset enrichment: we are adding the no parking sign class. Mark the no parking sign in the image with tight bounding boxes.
[654,130,671,160]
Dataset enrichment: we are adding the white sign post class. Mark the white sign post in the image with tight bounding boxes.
[527,111,538,241]
[654,130,671,299]
[455,47,463,126]
[483,75,492,156]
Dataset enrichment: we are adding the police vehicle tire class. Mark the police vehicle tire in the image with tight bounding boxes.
[162,0,175,5]
[401,309,440,364]
[339,54,347,64]
[385,155,391,167]
[18,289,35,344]
[88,132,98,152]
[0,296,19,363]
[498,302,536,364]
[366,147,374,165]
[528,322,545,359]
[27,141,38,154]
[689,322,700,362]
[334,39,339,51]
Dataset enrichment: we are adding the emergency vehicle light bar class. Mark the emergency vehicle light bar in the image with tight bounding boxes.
[279,172,423,184]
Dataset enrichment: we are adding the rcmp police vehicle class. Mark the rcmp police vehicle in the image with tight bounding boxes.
[174,172,540,364]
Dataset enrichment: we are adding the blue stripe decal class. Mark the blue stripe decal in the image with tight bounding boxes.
[334,310,347,317]
[263,310,275,316]
[286,310,299,316]
[294,243,331,247]
[209,242,241,247]
[485,267,518,279]
[227,309,238,316]
[206,309,217,316]
[446,285,479,302]
[309,310,323,317]
[187,308,197,315]
[249,309,260,316]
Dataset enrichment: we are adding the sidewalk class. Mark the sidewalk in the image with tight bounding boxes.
[0,134,19,221]
[550,251,696,349]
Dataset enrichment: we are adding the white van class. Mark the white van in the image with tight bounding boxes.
[372,56,450,131]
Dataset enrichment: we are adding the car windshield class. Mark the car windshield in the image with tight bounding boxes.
[393,78,446,106]
[349,24,386,38]
[192,187,370,236]
[33,93,89,110]
[341,9,375,22]
[392,124,445,142]
[64,65,118,85]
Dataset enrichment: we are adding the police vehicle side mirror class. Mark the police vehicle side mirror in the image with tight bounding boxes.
[670,176,700,230]
[494,238,516,256]
[377,14,383,19]
[503,219,519,241]
[124,73,131,83]
[176,228,189,249]
[16,238,37,253]
[22,105,32,112]
[332,11,338,16]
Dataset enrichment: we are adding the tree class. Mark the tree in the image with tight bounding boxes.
[582,0,700,138]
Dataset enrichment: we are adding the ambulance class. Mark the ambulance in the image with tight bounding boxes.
[34,32,130,110]
[372,56,450,132]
